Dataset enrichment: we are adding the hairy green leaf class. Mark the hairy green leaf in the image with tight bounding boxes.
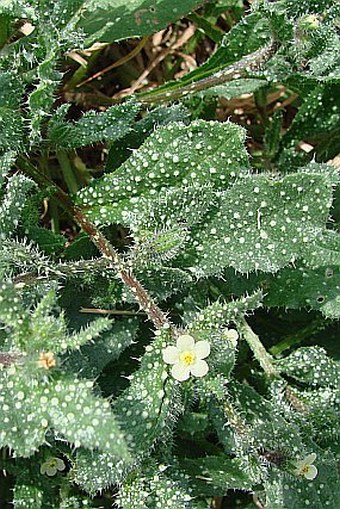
[77,120,248,225]
[276,346,340,389]
[48,102,140,149]
[192,164,336,275]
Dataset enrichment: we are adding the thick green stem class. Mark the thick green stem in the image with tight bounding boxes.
[254,87,269,128]
[238,316,280,378]
[56,149,79,194]
[138,41,279,103]
[269,318,327,356]
[49,197,60,234]
[238,317,310,413]
[0,15,10,48]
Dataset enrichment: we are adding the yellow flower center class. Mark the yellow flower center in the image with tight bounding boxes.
[300,464,310,475]
[180,351,196,366]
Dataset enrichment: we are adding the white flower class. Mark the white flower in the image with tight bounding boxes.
[40,457,66,476]
[162,334,210,382]
[224,328,239,347]
[294,453,318,480]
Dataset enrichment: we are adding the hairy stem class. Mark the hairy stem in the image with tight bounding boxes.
[238,316,280,378]
[17,156,172,331]
[138,41,279,103]
[12,258,112,285]
[0,353,21,366]
[238,317,310,413]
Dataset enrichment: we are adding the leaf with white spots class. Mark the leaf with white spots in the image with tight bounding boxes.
[117,463,194,509]
[106,104,190,170]
[276,346,340,389]
[134,267,193,302]
[0,356,130,460]
[0,368,51,457]
[187,291,263,331]
[127,185,217,266]
[76,120,248,226]
[48,102,140,149]
[0,175,35,239]
[263,453,340,509]
[270,382,340,452]
[48,377,129,458]
[281,84,340,154]
[0,283,112,354]
[72,450,126,494]
[13,484,44,509]
[0,151,16,185]
[0,72,25,152]
[192,165,336,275]
[228,381,308,455]
[64,317,139,378]
[0,282,32,347]
[294,388,339,451]
[114,330,182,455]
[264,263,340,318]
[305,230,340,268]
[178,455,258,496]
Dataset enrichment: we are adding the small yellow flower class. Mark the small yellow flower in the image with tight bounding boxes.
[294,453,318,480]
[40,457,65,476]
[162,334,210,382]
[37,352,56,369]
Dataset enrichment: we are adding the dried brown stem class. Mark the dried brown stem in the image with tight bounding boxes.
[80,308,145,316]
[0,353,21,366]
[77,36,149,88]
[115,24,196,99]
[284,386,309,414]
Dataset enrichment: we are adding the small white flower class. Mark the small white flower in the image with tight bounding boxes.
[162,334,210,382]
[224,328,239,347]
[294,453,318,480]
[40,457,66,476]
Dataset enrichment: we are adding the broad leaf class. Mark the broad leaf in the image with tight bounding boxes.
[77,120,248,225]
[76,0,205,44]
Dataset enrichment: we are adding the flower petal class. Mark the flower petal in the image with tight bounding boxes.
[190,359,209,378]
[294,460,304,474]
[305,465,318,480]
[171,363,191,381]
[305,453,317,464]
[225,329,239,345]
[46,466,57,476]
[162,346,180,364]
[40,464,48,475]
[55,458,66,471]
[194,340,210,359]
[176,334,195,352]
